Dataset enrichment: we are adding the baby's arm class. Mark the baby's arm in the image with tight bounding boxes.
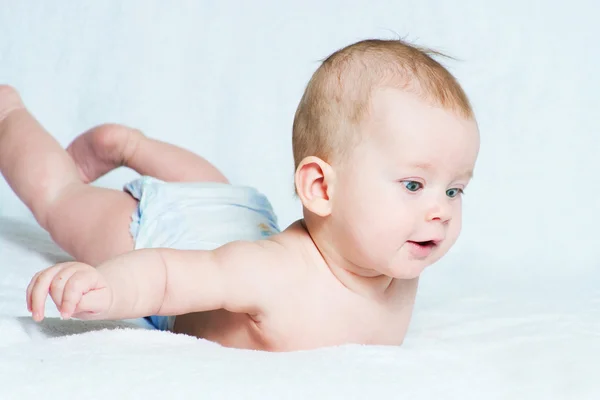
[27,241,275,321]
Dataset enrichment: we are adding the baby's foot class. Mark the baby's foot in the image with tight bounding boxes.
[66,124,143,183]
[0,85,25,125]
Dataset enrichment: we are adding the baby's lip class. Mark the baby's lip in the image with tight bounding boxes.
[408,239,442,246]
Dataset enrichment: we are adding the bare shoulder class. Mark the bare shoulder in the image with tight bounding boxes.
[211,236,289,272]
[207,228,309,312]
[213,221,312,274]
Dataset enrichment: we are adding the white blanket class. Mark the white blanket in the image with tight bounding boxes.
[0,217,597,399]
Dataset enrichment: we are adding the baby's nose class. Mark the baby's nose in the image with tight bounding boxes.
[425,201,452,223]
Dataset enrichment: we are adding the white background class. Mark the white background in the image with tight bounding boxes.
[0,0,598,287]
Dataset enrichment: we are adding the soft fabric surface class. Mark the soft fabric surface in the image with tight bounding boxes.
[0,217,597,399]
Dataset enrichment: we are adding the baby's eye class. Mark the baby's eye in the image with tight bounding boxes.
[402,181,422,192]
[446,188,464,198]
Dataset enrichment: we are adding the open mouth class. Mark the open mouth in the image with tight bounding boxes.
[409,240,437,247]
[406,240,439,258]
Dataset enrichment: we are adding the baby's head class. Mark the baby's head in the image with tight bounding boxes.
[292,39,480,279]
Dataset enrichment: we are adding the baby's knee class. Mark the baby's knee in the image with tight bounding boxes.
[88,124,144,147]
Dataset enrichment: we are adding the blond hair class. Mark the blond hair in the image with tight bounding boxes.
[292,38,474,170]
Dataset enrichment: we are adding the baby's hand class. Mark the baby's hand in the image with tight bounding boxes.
[26,262,113,322]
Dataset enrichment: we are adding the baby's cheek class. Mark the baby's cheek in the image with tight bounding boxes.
[445,220,462,248]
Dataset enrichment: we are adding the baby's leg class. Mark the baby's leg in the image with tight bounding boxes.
[0,85,135,266]
[66,124,228,184]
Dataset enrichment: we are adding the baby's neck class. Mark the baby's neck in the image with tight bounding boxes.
[326,260,398,299]
[287,219,416,301]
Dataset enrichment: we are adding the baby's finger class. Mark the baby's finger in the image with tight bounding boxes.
[26,271,43,313]
[60,270,99,319]
[30,266,64,321]
[49,266,79,313]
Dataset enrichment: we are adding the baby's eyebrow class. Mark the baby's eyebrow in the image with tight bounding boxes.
[407,162,473,178]
[410,162,434,171]
[409,162,473,179]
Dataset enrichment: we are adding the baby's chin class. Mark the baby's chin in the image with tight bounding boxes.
[381,259,436,279]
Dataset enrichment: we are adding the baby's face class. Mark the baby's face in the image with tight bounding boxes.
[330,88,480,279]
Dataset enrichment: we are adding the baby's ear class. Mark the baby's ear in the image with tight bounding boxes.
[294,156,335,217]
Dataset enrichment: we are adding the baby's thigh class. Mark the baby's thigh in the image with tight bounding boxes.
[46,185,137,265]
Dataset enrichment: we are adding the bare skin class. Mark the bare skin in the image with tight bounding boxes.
[1,84,479,352]
[66,123,228,185]
[0,86,136,266]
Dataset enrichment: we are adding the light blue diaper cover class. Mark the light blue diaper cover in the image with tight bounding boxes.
[123,176,280,331]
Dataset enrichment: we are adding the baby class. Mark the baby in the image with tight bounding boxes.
[0,39,480,351]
